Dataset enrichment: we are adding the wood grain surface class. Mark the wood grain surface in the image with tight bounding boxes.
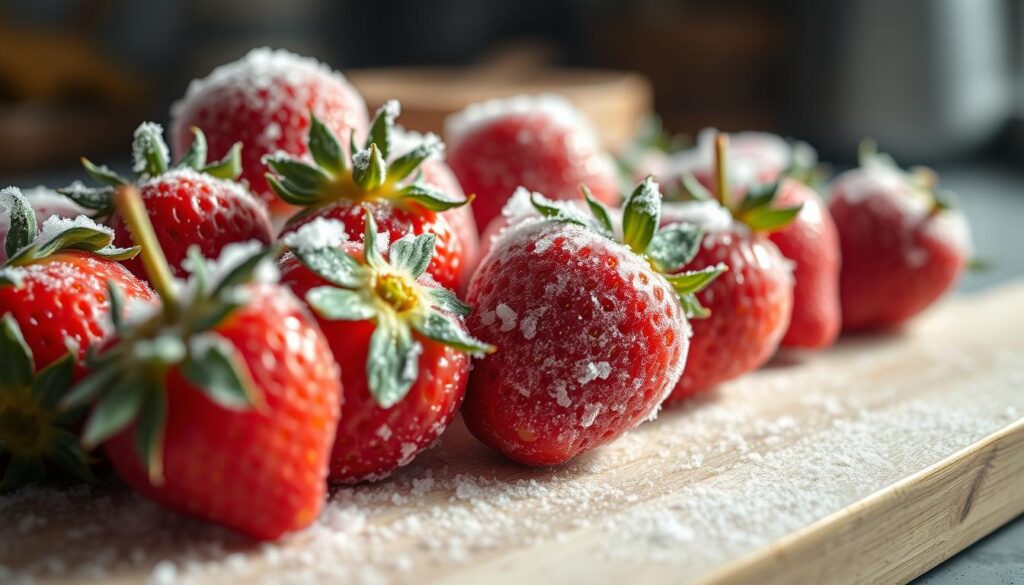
[2,283,1022,585]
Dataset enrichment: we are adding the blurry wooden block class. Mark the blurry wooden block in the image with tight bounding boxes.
[349,66,652,149]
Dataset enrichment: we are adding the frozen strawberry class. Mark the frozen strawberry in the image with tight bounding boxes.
[63,187,341,541]
[268,101,472,291]
[0,187,155,492]
[768,180,841,349]
[279,213,492,483]
[0,186,85,263]
[666,131,838,350]
[829,146,970,330]
[170,47,369,214]
[463,179,723,465]
[59,123,273,282]
[664,135,798,401]
[445,94,620,232]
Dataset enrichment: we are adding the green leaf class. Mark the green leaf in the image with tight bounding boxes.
[352,144,387,191]
[307,286,378,321]
[82,377,145,447]
[400,183,467,211]
[742,204,803,233]
[621,177,662,254]
[366,319,420,408]
[92,245,142,262]
[665,264,727,295]
[0,269,23,288]
[389,234,435,278]
[361,210,386,269]
[308,113,346,174]
[364,100,400,160]
[647,223,703,273]
[581,185,614,236]
[34,226,115,258]
[678,293,711,319]
[932,189,958,212]
[293,246,368,288]
[57,183,115,213]
[2,187,36,260]
[182,334,261,410]
[132,122,170,178]
[131,336,187,365]
[428,287,471,318]
[412,311,495,354]
[81,158,130,187]
[680,173,712,202]
[32,352,74,409]
[202,143,243,180]
[265,173,322,205]
[0,314,33,387]
[48,428,100,485]
[176,127,208,170]
[106,280,125,334]
[191,301,241,333]
[737,181,780,215]
[388,133,442,182]
[0,455,46,494]
[61,365,119,410]
[211,243,281,297]
[264,154,330,192]
[135,386,167,485]
[528,192,588,227]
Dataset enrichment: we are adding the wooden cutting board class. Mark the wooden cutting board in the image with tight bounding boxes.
[2,282,1023,585]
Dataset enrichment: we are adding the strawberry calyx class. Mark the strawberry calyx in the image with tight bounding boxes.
[529,177,726,318]
[265,101,469,220]
[678,134,803,234]
[61,186,273,486]
[57,122,243,218]
[0,187,140,280]
[858,139,957,215]
[285,210,493,408]
[0,314,100,493]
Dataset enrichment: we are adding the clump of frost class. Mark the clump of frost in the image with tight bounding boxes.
[281,218,348,253]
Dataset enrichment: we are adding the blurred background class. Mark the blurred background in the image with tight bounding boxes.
[2,0,1024,171]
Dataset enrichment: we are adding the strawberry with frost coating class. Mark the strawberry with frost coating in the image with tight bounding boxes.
[267,101,472,291]
[63,187,341,541]
[59,122,273,282]
[0,187,155,492]
[655,129,839,349]
[463,178,723,466]
[445,94,620,232]
[829,145,970,330]
[279,212,493,483]
[0,186,85,263]
[664,135,798,401]
[170,47,369,213]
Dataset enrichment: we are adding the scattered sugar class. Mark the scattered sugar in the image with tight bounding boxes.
[580,403,602,428]
[576,361,612,385]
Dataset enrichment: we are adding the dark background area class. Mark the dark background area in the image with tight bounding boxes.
[2,0,1023,172]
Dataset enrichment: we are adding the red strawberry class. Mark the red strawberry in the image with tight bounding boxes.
[279,213,492,482]
[463,180,722,465]
[0,186,85,264]
[768,180,840,348]
[658,130,838,349]
[829,146,969,330]
[663,135,797,402]
[268,101,472,291]
[445,94,620,232]
[170,47,369,214]
[63,187,342,540]
[0,187,155,491]
[60,123,273,282]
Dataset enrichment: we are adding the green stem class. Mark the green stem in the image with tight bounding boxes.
[114,186,179,318]
[714,133,730,209]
